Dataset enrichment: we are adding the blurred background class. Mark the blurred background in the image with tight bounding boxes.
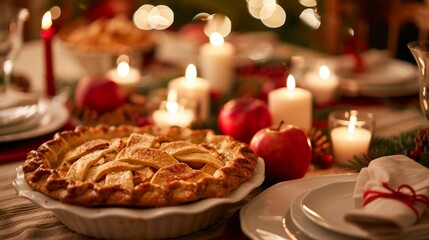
[11,0,426,63]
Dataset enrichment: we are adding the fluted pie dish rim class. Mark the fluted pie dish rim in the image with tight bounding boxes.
[13,158,264,239]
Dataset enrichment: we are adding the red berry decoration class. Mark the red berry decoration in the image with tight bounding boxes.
[408,149,421,161]
[315,153,334,169]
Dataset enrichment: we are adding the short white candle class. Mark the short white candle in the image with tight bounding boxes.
[304,65,339,105]
[199,32,235,94]
[152,89,194,128]
[106,60,140,90]
[330,115,372,166]
[268,75,313,132]
[168,64,210,122]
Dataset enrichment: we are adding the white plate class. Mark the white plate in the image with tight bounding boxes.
[14,158,265,239]
[0,111,42,135]
[283,207,312,240]
[0,98,69,142]
[337,59,418,86]
[299,181,368,238]
[290,192,364,240]
[240,173,358,240]
[301,181,429,240]
[0,106,42,135]
[340,77,419,97]
[0,104,39,127]
[336,56,419,97]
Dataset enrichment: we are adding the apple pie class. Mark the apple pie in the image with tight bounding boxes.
[22,125,258,207]
[57,15,154,54]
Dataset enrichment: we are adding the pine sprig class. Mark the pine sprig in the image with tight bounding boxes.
[419,151,429,168]
[349,153,371,172]
[349,127,422,171]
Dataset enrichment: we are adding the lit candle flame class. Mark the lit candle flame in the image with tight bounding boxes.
[286,74,296,91]
[117,61,130,78]
[185,64,197,84]
[166,89,179,114]
[348,115,357,136]
[41,11,52,30]
[319,65,330,80]
[210,32,224,47]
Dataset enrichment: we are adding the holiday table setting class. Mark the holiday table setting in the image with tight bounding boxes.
[2,1,429,239]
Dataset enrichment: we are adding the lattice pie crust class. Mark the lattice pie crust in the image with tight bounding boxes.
[23,125,258,207]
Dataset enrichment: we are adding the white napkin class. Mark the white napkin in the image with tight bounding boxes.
[344,155,429,239]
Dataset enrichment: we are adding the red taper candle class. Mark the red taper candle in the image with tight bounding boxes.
[41,11,55,96]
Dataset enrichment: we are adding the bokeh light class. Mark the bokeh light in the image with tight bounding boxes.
[133,4,154,30]
[203,14,232,38]
[247,0,265,19]
[247,0,286,28]
[133,4,173,30]
[347,27,355,36]
[298,0,317,7]
[247,4,263,19]
[260,4,286,28]
[49,6,61,20]
[148,5,174,30]
[299,8,321,29]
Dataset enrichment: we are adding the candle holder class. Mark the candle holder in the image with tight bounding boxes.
[408,40,429,121]
[152,98,195,128]
[328,110,375,167]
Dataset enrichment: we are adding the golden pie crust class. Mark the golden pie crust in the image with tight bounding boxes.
[23,125,258,207]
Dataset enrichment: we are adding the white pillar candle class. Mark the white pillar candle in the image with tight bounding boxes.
[152,89,194,128]
[106,60,140,90]
[303,65,339,105]
[199,32,235,94]
[268,75,313,132]
[330,115,372,166]
[168,64,210,122]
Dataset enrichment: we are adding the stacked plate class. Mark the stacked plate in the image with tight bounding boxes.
[0,103,42,135]
[334,50,419,97]
[0,97,69,142]
[240,174,429,240]
[288,181,368,240]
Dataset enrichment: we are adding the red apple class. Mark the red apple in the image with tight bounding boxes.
[74,75,126,113]
[218,97,272,143]
[250,122,312,183]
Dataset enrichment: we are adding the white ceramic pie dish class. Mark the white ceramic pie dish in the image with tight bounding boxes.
[13,158,264,239]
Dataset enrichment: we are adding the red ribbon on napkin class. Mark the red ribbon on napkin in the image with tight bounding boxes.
[363,182,429,223]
